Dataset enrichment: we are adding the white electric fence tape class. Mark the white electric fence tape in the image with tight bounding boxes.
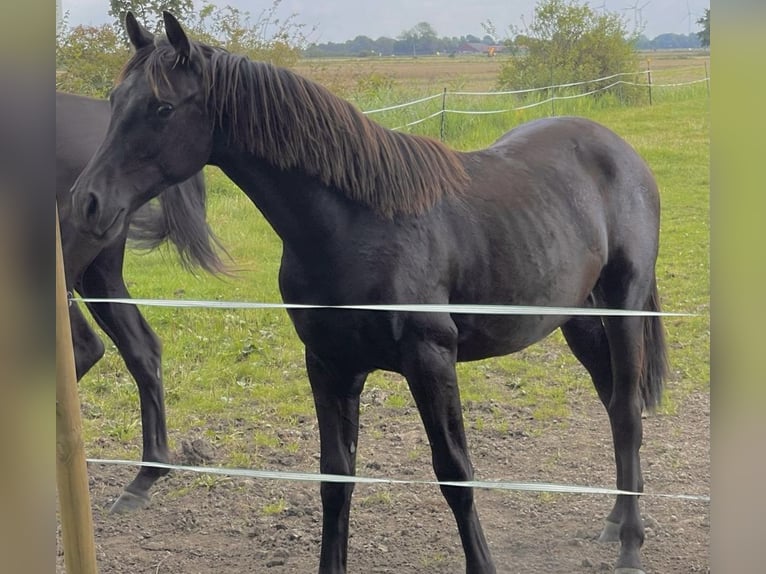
[86,459,709,502]
[70,296,696,317]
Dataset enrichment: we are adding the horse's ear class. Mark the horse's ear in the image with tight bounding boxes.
[125,11,154,50]
[163,11,191,62]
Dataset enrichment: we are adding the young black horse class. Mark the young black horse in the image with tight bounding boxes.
[71,12,669,574]
[57,91,228,512]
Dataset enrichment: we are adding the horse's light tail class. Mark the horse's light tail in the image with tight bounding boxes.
[640,278,670,411]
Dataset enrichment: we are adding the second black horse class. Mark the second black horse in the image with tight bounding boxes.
[57,90,228,512]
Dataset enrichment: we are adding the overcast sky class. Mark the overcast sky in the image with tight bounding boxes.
[60,0,710,44]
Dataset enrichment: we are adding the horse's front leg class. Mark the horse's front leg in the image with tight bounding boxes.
[400,316,496,574]
[64,225,106,379]
[69,300,106,379]
[305,349,368,574]
[79,242,170,513]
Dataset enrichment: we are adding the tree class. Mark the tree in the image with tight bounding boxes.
[480,19,497,43]
[109,0,194,36]
[696,8,710,48]
[397,21,439,56]
[651,33,700,50]
[497,0,637,98]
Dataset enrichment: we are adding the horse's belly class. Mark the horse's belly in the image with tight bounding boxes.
[454,314,564,361]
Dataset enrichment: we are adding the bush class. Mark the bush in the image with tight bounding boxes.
[56,23,130,98]
[185,1,309,68]
[56,0,310,97]
[498,0,641,103]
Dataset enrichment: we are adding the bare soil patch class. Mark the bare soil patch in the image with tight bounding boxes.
[56,385,709,573]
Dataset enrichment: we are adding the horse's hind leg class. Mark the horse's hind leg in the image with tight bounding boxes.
[400,316,495,574]
[585,264,661,574]
[599,313,648,573]
[305,348,368,574]
[561,315,643,544]
[79,241,169,513]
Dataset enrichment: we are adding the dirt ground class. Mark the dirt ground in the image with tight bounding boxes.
[56,386,709,574]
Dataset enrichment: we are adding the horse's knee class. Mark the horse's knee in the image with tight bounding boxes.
[431,439,474,478]
[432,453,476,513]
[439,483,476,515]
[608,393,643,438]
[121,327,163,383]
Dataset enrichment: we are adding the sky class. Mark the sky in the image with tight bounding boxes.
[59,0,710,44]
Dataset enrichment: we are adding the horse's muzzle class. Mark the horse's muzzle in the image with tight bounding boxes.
[72,187,125,242]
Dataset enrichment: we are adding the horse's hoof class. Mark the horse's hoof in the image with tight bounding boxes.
[598,520,621,543]
[109,490,151,514]
[614,569,645,574]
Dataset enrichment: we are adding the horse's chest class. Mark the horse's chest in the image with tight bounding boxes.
[287,308,401,370]
[277,250,430,368]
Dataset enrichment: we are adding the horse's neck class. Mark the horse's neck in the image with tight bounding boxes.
[213,150,351,255]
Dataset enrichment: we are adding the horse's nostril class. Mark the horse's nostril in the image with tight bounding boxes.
[85,192,100,222]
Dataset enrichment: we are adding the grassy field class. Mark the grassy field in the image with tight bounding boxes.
[295,50,710,95]
[77,57,710,468]
[293,51,709,149]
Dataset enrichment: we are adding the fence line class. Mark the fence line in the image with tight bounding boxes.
[447,70,651,97]
[69,295,698,317]
[442,80,629,118]
[362,92,443,114]
[69,294,703,500]
[651,77,710,88]
[389,109,443,131]
[85,458,710,502]
[360,65,709,136]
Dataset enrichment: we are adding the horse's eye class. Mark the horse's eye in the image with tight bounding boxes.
[156,103,174,118]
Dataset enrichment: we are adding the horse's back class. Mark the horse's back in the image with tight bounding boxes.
[515,116,661,268]
[433,116,661,359]
[475,115,660,260]
[487,115,658,210]
[56,92,110,202]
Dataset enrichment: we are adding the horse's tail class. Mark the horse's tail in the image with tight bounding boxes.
[640,277,670,411]
[127,171,232,276]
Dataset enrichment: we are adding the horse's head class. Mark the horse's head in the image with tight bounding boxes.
[71,12,212,242]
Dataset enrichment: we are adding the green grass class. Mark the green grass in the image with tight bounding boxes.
[358,490,393,508]
[78,78,709,469]
[419,552,449,569]
[262,498,288,516]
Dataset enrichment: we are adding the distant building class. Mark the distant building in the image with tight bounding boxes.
[457,43,506,56]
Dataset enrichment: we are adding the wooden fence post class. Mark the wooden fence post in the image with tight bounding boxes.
[439,87,447,141]
[646,58,653,106]
[549,67,556,116]
[56,205,99,574]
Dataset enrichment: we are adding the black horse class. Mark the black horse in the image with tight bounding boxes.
[71,12,669,574]
[57,90,228,512]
